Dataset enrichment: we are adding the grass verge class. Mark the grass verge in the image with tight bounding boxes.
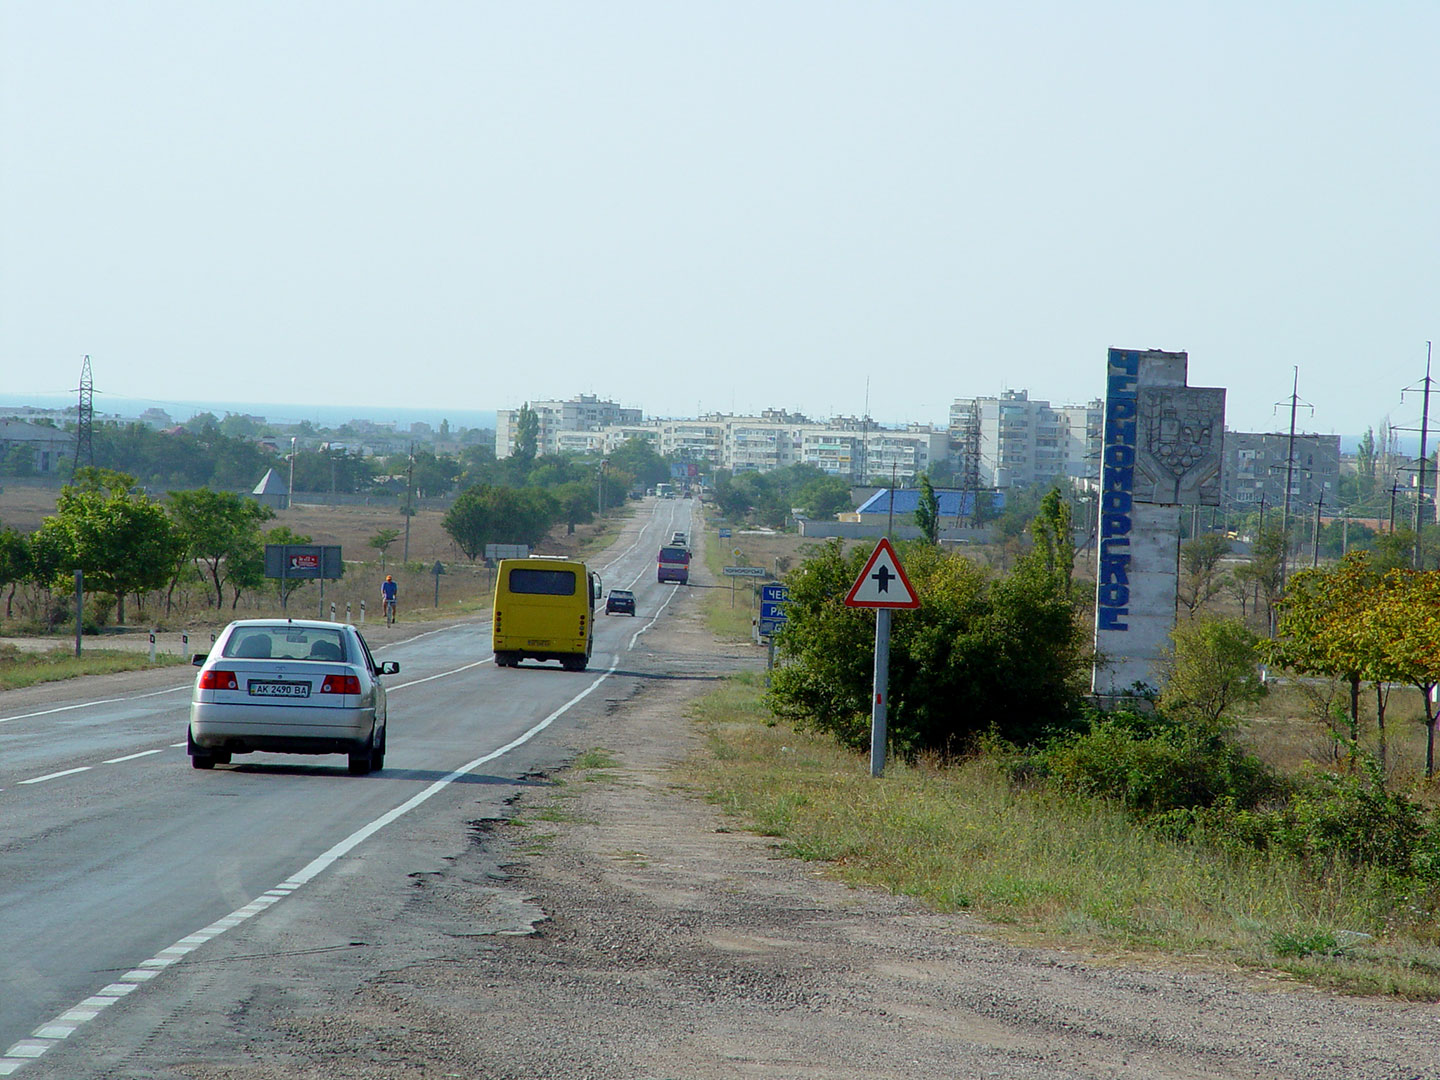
[0,646,188,690]
[681,671,1440,999]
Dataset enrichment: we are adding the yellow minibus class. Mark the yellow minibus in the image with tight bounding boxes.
[492,556,602,671]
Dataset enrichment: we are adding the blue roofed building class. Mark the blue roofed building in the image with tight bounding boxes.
[854,487,1004,525]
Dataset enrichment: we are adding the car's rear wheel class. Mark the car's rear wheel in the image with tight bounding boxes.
[188,730,217,769]
[348,731,377,775]
[370,727,386,772]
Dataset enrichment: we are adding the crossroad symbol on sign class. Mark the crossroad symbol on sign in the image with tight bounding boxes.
[844,538,919,609]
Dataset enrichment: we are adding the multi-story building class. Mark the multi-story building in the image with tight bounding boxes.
[951,391,1102,490]
[1222,431,1341,520]
[497,395,944,481]
[657,420,725,467]
[495,394,643,458]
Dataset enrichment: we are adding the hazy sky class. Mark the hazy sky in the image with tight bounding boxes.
[3,2,1436,436]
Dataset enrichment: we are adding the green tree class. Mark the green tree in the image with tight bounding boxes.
[1177,532,1232,618]
[1235,523,1286,630]
[26,521,71,626]
[0,528,30,617]
[368,527,401,570]
[514,404,540,468]
[1369,569,1440,778]
[913,474,940,544]
[553,481,596,534]
[167,488,276,609]
[605,437,669,491]
[1356,427,1378,501]
[1022,486,1076,596]
[51,472,184,622]
[1159,617,1266,730]
[796,475,852,520]
[767,538,1087,758]
[1265,552,1390,759]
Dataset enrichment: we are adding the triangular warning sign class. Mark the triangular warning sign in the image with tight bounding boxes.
[844,538,920,609]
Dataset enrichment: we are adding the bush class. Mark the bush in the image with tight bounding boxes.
[1153,762,1440,885]
[766,539,1088,759]
[1037,708,1279,817]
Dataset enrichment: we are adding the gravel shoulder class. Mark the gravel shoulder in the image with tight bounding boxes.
[22,589,1440,1078]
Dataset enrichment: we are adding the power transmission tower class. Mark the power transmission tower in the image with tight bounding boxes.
[73,355,95,473]
[958,398,981,526]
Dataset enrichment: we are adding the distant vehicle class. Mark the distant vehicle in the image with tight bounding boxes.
[188,619,398,775]
[658,545,691,584]
[605,588,637,616]
[671,531,688,547]
[656,482,675,498]
[492,556,602,671]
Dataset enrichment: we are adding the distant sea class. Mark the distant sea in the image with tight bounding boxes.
[0,393,496,432]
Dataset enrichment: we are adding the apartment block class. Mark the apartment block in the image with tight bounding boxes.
[496,394,643,458]
[951,391,1102,490]
[1222,431,1341,517]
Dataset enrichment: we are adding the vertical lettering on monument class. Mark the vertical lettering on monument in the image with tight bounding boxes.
[1092,348,1226,698]
[1096,352,1139,632]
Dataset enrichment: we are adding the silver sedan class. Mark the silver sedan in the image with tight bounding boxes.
[188,619,398,775]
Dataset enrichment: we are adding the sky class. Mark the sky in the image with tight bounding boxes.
[2,2,1437,438]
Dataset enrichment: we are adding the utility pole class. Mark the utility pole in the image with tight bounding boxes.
[1273,367,1313,594]
[402,443,415,564]
[1312,493,1324,568]
[1397,343,1437,566]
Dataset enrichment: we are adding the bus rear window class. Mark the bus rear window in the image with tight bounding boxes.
[660,547,691,562]
[507,568,577,596]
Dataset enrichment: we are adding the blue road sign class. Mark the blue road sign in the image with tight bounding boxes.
[761,584,789,604]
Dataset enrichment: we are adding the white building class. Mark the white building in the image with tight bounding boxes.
[496,394,644,458]
[951,391,1102,490]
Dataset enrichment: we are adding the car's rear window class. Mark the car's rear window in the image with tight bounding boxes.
[507,568,577,596]
[222,627,347,662]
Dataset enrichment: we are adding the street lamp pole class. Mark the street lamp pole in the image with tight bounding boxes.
[288,437,296,509]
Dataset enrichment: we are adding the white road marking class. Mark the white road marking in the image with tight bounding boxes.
[18,766,91,785]
[103,749,166,764]
[1,657,623,1074]
[0,684,188,725]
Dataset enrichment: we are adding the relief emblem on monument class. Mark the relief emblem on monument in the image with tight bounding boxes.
[1133,387,1225,506]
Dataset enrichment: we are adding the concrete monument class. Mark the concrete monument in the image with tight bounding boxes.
[1093,348,1225,698]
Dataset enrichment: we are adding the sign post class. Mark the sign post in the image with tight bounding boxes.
[843,538,920,778]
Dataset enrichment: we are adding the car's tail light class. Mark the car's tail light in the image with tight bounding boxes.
[198,670,239,690]
[321,674,362,695]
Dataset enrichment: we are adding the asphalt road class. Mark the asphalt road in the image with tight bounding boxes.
[0,496,699,1076]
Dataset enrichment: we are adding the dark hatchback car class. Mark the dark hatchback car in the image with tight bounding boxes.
[605,589,636,616]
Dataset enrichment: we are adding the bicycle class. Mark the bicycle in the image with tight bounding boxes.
[383,598,397,626]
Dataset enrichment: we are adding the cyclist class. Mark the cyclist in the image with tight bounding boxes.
[380,575,398,625]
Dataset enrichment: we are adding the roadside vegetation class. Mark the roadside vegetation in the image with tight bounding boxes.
[0,644,186,690]
[685,483,1440,998]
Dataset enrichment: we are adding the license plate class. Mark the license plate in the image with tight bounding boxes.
[248,681,310,698]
